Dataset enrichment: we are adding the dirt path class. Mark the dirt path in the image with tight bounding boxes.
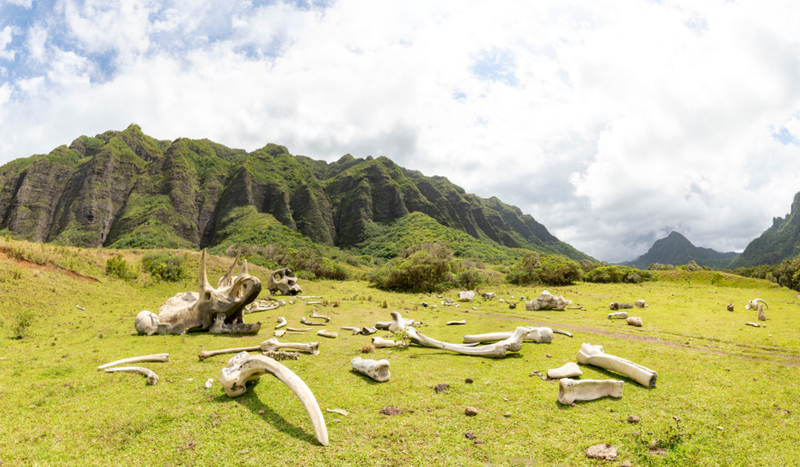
[0,249,100,282]
[451,307,800,368]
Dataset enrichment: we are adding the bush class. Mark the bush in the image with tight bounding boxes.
[507,253,582,286]
[711,272,724,286]
[686,260,701,272]
[456,269,484,290]
[579,259,598,273]
[584,265,655,284]
[106,253,138,281]
[369,242,457,292]
[9,309,35,339]
[506,252,541,285]
[142,251,187,282]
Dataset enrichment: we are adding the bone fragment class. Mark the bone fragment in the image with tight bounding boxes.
[135,311,161,335]
[300,316,327,326]
[447,320,466,325]
[299,296,323,299]
[746,298,768,310]
[199,346,261,360]
[361,327,377,335]
[98,354,170,370]
[220,352,328,446]
[76,305,85,310]
[104,366,159,385]
[317,330,338,338]
[351,357,391,382]
[372,336,401,348]
[310,311,331,322]
[558,378,623,405]
[415,326,532,358]
[326,408,348,416]
[274,330,285,337]
[608,312,628,319]
[244,302,279,314]
[609,302,633,310]
[526,290,571,311]
[552,329,573,337]
[634,300,647,308]
[577,343,657,388]
[458,291,475,302]
[626,317,642,327]
[463,327,554,344]
[758,304,766,322]
[745,322,760,327]
[376,318,413,330]
[261,337,320,355]
[286,327,311,332]
[306,301,322,305]
[340,326,360,332]
[275,317,287,329]
[263,350,300,360]
[205,378,213,389]
[547,362,583,379]
[481,292,496,299]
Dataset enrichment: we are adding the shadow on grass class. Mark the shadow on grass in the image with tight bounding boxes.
[349,369,384,385]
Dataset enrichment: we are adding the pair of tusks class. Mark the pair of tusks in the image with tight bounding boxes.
[351,357,390,382]
[220,351,328,446]
[98,353,169,385]
[576,343,657,388]
[198,338,320,360]
[463,327,554,344]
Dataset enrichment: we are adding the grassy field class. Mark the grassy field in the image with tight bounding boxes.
[0,240,797,466]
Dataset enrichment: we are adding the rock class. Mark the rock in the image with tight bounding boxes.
[504,412,511,417]
[380,406,402,416]
[628,415,640,424]
[465,431,477,440]
[473,440,483,445]
[585,444,618,461]
[727,303,734,311]
[465,377,474,383]
[422,302,428,307]
[465,407,478,416]
[621,461,632,467]
[546,353,552,358]
[435,383,449,394]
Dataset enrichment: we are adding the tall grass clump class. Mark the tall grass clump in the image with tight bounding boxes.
[507,252,583,286]
[8,309,35,339]
[142,251,187,282]
[105,253,138,281]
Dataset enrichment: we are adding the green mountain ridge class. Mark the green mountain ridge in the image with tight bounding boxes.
[0,124,591,262]
[728,191,800,268]
[623,231,739,269]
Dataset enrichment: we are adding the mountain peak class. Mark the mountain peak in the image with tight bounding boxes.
[625,231,738,269]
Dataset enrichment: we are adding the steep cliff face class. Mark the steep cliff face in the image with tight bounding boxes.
[728,192,800,268]
[0,124,591,261]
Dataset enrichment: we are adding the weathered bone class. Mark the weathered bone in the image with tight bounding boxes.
[371,336,401,348]
[745,321,760,327]
[415,326,532,358]
[608,312,628,319]
[151,250,261,334]
[317,330,338,338]
[626,317,642,327]
[134,311,160,335]
[300,317,327,326]
[547,362,583,379]
[261,337,320,355]
[199,345,260,360]
[634,300,647,308]
[576,343,657,388]
[457,291,475,302]
[104,366,159,385]
[327,408,348,416]
[244,302,279,314]
[309,311,331,322]
[376,318,413,330]
[558,378,624,405]
[286,327,311,332]
[98,353,170,370]
[758,304,766,322]
[275,317,287,329]
[463,327,554,344]
[609,302,633,310]
[447,320,466,325]
[340,326,360,333]
[268,268,302,295]
[746,298,768,310]
[552,329,573,337]
[209,313,261,335]
[481,292,496,299]
[527,290,571,311]
[361,327,377,335]
[219,352,328,446]
[351,357,390,382]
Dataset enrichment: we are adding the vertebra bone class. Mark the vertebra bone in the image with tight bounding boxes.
[576,343,657,388]
[558,378,623,405]
[351,357,390,382]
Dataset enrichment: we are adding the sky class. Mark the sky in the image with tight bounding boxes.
[2,0,800,262]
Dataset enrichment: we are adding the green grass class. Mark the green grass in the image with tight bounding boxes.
[0,240,798,465]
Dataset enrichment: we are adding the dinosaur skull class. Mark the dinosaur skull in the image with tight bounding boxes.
[268,268,302,295]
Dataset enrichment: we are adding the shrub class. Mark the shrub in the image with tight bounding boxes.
[584,265,655,284]
[106,253,138,281]
[506,252,541,285]
[9,309,35,339]
[579,259,598,273]
[369,242,457,293]
[142,251,187,282]
[456,269,484,290]
[686,260,701,272]
[711,272,724,286]
[507,253,582,286]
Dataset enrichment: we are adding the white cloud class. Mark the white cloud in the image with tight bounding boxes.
[3,0,33,8]
[0,25,15,61]
[2,0,800,262]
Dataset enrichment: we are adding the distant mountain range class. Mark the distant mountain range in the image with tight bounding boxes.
[728,191,800,268]
[0,124,591,262]
[623,231,739,269]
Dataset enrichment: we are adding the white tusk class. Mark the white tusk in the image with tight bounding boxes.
[558,378,623,405]
[576,343,657,388]
[220,352,328,446]
[98,354,169,370]
[351,357,391,382]
[104,366,159,385]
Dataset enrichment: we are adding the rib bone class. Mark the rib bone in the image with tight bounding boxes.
[219,352,328,446]
[98,354,169,370]
[463,327,554,344]
[275,317,287,329]
[415,326,532,358]
[371,336,401,348]
[300,317,327,326]
[351,357,391,382]
[576,343,657,388]
[104,366,159,385]
[558,378,624,405]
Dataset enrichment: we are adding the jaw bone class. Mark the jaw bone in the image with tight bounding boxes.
[558,378,624,405]
[219,351,328,446]
[576,343,657,388]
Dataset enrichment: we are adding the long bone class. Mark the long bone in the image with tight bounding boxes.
[371,336,401,348]
[104,366,159,385]
[351,357,390,382]
[219,352,328,446]
[415,326,533,358]
[746,298,768,310]
[387,312,478,349]
[198,338,320,360]
[275,317,287,329]
[463,327,554,344]
[608,312,628,319]
[309,311,331,322]
[98,353,170,370]
[317,330,338,338]
[300,317,327,326]
[558,378,624,405]
[576,343,657,388]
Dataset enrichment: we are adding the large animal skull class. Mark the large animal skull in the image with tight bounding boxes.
[268,268,302,295]
[156,250,262,333]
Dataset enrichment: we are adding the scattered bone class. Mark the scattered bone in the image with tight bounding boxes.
[76,305,85,310]
[577,343,657,388]
[376,318,413,330]
[559,378,623,405]
[608,312,628,319]
[758,304,766,322]
[263,350,300,360]
[98,353,169,370]
[135,311,186,335]
[361,327,377,335]
[326,408,348,416]
[441,298,455,306]
[414,326,532,358]
[628,415,640,423]
[299,296,323,299]
[274,330,286,337]
[626,317,643,327]
[300,317,327,326]
[306,301,322,305]
[205,378,213,389]
[261,337,320,355]
[585,443,618,461]
[727,303,734,311]
[340,326,360,332]
[286,327,311,332]
[609,302,633,310]
[372,337,401,348]
[275,317,287,329]
[309,311,331,322]
[268,268,302,295]
[209,314,261,335]
[547,362,583,379]
[447,320,466,325]
[463,327,554,344]
[244,302,279,314]
[458,291,475,302]
[634,300,648,308]
[104,366,159,385]
[745,322,760,327]
[552,329,573,337]
[526,290,571,311]
[351,357,390,382]
[481,292,496,299]
[219,352,328,446]
[317,330,338,338]
[745,298,768,310]
[499,299,505,303]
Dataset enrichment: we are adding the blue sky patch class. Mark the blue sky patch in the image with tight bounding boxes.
[772,127,798,145]
[471,47,518,87]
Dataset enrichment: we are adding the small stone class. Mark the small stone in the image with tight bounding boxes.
[258,410,265,415]
[585,443,618,461]
[465,407,478,416]
[473,439,483,445]
[435,383,449,394]
[465,377,474,383]
[380,406,402,416]
[504,412,511,417]
[240,448,249,454]
[465,431,476,440]
[621,461,632,467]
[717,426,723,430]
[672,415,681,422]
[540,375,547,381]
[628,415,641,424]
[503,397,509,402]
[546,353,552,358]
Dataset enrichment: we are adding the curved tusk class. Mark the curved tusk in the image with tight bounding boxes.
[98,354,169,370]
[199,249,210,299]
[220,352,328,446]
[220,252,241,288]
[300,317,326,326]
[104,366,159,385]
[275,317,287,329]
[239,259,249,277]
